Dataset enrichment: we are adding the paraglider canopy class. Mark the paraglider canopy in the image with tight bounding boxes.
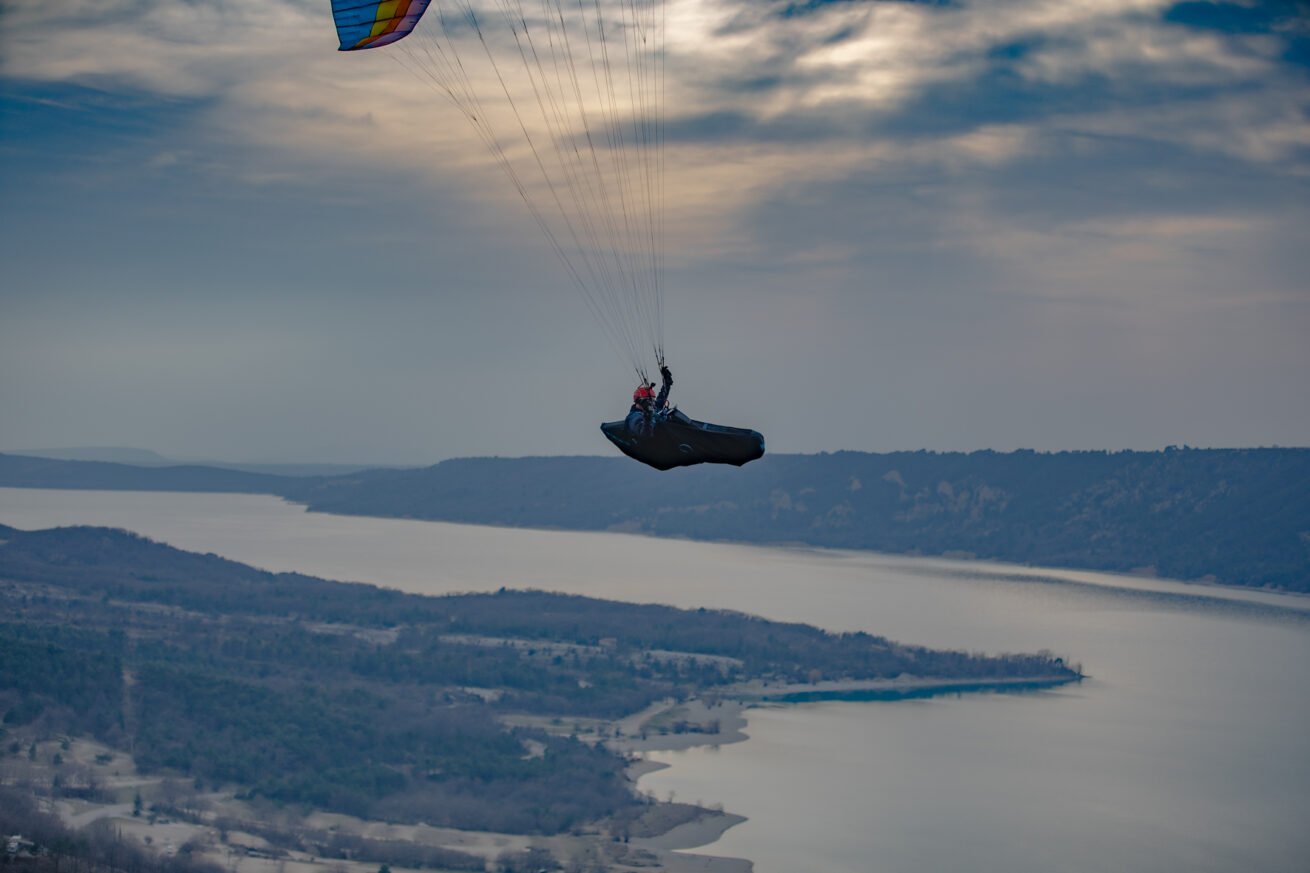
[331,0,432,51]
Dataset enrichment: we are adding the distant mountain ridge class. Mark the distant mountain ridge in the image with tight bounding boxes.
[0,452,313,493]
[12,446,174,464]
[8,446,391,476]
[2,448,1308,591]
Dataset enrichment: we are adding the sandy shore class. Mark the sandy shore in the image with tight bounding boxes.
[609,697,750,754]
[634,811,749,853]
[610,673,1075,758]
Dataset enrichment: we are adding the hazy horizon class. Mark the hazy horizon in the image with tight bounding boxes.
[6,439,1310,471]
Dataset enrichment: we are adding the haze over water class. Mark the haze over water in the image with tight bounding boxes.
[2,486,1307,872]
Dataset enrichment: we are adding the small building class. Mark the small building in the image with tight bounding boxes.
[7,835,36,856]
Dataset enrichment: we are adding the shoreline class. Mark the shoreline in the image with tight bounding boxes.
[33,731,757,873]
[610,697,752,755]
[611,674,1078,757]
[285,498,1310,605]
[606,671,1080,862]
[5,483,1306,604]
[723,672,1080,702]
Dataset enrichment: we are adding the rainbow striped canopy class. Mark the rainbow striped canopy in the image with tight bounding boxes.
[331,0,433,51]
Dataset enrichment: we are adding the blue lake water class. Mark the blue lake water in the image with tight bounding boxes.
[2,486,1307,872]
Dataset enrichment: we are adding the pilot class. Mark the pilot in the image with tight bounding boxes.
[625,365,672,437]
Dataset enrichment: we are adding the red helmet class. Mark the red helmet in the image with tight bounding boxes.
[633,384,654,402]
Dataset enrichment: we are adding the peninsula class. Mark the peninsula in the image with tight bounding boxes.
[0,523,1078,873]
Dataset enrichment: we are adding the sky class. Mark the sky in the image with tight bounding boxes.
[1,0,1308,465]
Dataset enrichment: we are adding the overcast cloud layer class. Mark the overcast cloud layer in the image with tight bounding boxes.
[2,0,1307,464]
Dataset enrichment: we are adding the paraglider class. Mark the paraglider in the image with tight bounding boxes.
[603,394,764,471]
[600,409,765,471]
[330,0,764,469]
[599,364,763,470]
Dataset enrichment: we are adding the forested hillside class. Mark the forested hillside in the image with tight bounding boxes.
[0,524,1073,835]
[3,447,1307,590]
[280,448,1310,590]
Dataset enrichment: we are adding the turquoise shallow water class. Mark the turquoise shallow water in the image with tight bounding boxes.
[2,486,1307,873]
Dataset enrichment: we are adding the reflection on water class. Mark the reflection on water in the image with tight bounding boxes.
[1,487,1308,872]
[901,562,1310,628]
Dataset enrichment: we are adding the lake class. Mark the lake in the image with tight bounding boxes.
[2,486,1307,872]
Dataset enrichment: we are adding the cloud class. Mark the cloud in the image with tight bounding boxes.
[2,0,1308,458]
[5,0,1306,289]
[4,0,1306,244]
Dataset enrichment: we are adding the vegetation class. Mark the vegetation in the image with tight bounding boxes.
[0,524,1075,834]
[0,788,223,873]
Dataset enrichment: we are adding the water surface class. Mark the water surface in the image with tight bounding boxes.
[1,487,1307,872]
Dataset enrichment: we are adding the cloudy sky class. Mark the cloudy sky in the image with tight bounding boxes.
[2,0,1307,464]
